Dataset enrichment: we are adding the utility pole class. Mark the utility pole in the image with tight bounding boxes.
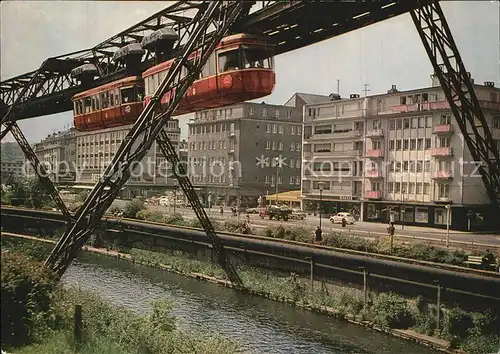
[363,83,371,97]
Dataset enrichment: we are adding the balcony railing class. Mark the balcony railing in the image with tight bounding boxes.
[366,149,384,158]
[434,196,451,203]
[366,129,384,138]
[365,190,382,199]
[433,171,453,179]
[431,147,453,157]
[304,150,363,160]
[433,124,453,134]
[366,170,382,178]
[308,130,362,140]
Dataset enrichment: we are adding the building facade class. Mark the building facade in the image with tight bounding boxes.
[33,129,77,183]
[302,76,500,230]
[74,120,182,198]
[1,160,25,183]
[187,95,325,207]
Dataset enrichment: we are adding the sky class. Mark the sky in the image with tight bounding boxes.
[1,1,499,144]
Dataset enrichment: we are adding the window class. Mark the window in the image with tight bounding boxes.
[263,107,268,117]
[286,110,292,118]
[278,125,284,134]
[290,176,294,184]
[403,139,409,150]
[396,119,403,129]
[388,182,394,193]
[297,126,302,135]
[438,183,450,198]
[426,116,432,127]
[290,143,295,151]
[272,141,277,151]
[415,207,428,223]
[403,118,410,129]
[389,140,395,150]
[435,208,449,225]
[400,96,407,105]
[296,143,301,151]
[266,124,271,133]
[425,138,432,149]
[289,159,294,168]
[409,182,415,194]
[275,109,280,118]
[314,125,332,134]
[291,126,296,134]
[395,182,401,193]
[265,141,270,150]
[241,46,273,69]
[403,161,409,172]
[411,117,418,129]
[278,141,283,150]
[372,140,382,150]
[249,106,255,116]
[424,160,431,173]
[272,124,277,133]
[390,119,396,130]
[418,117,425,128]
[417,138,424,150]
[402,182,408,194]
[423,183,430,195]
[417,161,423,172]
[494,115,500,129]
[410,139,416,150]
[416,183,422,194]
[396,140,402,150]
[218,49,241,72]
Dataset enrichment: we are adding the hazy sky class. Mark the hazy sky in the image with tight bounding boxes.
[1,1,499,144]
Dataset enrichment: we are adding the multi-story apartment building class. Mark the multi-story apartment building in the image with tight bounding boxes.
[187,93,327,207]
[1,160,25,183]
[74,120,182,198]
[34,129,77,183]
[302,76,500,231]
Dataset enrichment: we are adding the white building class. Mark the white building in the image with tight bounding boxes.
[301,76,500,231]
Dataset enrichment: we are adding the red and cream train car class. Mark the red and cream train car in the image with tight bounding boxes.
[73,77,144,131]
[72,33,275,131]
[142,33,276,114]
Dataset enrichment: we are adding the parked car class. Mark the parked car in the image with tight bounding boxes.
[159,196,169,206]
[290,208,306,220]
[245,207,259,214]
[330,212,355,224]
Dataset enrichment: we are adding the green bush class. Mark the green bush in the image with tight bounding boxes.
[1,252,59,347]
[223,220,250,234]
[371,292,415,329]
[122,199,144,218]
[461,334,500,354]
[164,212,185,225]
[442,307,473,340]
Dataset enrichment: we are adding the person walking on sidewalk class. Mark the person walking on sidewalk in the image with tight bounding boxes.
[314,226,322,244]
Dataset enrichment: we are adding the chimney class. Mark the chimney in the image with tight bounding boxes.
[484,81,495,88]
[329,93,341,101]
[387,85,399,94]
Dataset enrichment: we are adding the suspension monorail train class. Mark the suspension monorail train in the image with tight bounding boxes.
[73,33,276,132]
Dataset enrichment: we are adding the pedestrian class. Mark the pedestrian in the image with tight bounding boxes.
[220,206,224,216]
[387,222,395,237]
[314,226,322,243]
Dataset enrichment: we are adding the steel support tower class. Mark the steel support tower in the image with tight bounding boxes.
[44,1,249,284]
[411,2,500,211]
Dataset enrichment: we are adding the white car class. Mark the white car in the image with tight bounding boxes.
[330,212,355,224]
[159,197,169,206]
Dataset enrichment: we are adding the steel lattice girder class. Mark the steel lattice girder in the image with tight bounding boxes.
[156,129,241,284]
[45,1,249,283]
[411,2,500,208]
[7,122,72,220]
[0,0,438,121]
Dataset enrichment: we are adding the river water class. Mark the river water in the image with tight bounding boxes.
[62,252,436,354]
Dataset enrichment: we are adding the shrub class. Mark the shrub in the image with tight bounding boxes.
[223,220,250,234]
[1,252,59,347]
[461,334,500,354]
[164,213,185,225]
[371,292,415,329]
[442,307,473,340]
[122,199,144,218]
[108,205,121,215]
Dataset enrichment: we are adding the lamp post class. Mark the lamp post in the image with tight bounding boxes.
[208,191,212,216]
[274,156,280,205]
[445,204,451,247]
[401,205,406,230]
[318,182,325,230]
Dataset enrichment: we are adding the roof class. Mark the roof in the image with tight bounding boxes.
[284,92,330,108]
[265,190,301,202]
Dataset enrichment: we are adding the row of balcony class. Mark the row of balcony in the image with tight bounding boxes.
[390,100,500,114]
[305,124,454,142]
[364,190,451,202]
[304,170,453,180]
[304,147,454,160]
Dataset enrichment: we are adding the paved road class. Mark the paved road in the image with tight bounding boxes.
[112,200,500,247]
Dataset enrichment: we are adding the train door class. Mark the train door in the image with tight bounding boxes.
[216,46,241,100]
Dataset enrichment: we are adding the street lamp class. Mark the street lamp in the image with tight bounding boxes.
[318,182,325,230]
[274,156,280,205]
[208,191,212,215]
[445,204,451,247]
[401,205,406,230]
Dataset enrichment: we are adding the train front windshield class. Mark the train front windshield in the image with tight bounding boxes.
[218,45,274,72]
[121,85,144,104]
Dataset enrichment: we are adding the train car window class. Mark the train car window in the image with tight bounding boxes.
[101,92,109,109]
[241,46,274,69]
[110,91,115,107]
[207,53,216,76]
[84,97,91,113]
[135,85,144,101]
[91,96,96,112]
[114,89,120,106]
[121,87,135,103]
[95,95,101,110]
[152,74,157,94]
[218,48,241,72]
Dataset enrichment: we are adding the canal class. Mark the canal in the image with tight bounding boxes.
[62,252,437,354]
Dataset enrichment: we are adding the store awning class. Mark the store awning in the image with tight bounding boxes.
[265,190,301,202]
